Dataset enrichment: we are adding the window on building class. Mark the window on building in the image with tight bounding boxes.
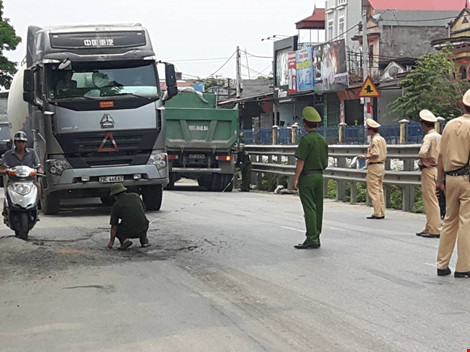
[338,0,347,5]
[338,17,345,38]
[328,20,334,41]
[460,66,467,80]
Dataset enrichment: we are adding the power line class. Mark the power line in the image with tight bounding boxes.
[169,56,233,63]
[210,50,236,76]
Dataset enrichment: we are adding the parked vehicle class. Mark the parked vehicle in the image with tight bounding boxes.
[3,165,40,240]
[8,24,177,214]
[0,121,11,156]
[164,89,239,191]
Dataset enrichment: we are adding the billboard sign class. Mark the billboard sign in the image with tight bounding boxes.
[313,39,348,92]
[288,51,297,94]
[296,47,314,92]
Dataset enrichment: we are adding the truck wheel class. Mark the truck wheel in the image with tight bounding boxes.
[100,196,115,206]
[222,174,234,192]
[197,175,212,190]
[41,192,60,215]
[164,181,175,190]
[142,185,163,211]
[211,174,224,192]
[14,213,29,240]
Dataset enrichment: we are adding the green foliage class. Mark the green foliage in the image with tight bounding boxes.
[413,187,424,213]
[326,179,336,199]
[388,185,403,210]
[345,182,367,202]
[389,46,470,120]
[0,0,21,89]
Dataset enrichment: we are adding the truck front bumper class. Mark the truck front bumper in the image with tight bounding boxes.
[47,164,169,193]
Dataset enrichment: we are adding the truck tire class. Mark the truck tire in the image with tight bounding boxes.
[197,175,212,190]
[142,185,163,211]
[222,174,234,192]
[100,196,115,206]
[14,212,29,240]
[41,192,60,215]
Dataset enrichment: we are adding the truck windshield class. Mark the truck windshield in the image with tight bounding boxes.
[46,62,159,100]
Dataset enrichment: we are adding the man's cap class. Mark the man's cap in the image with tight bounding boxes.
[302,106,321,122]
[419,109,437,123]
[366,118,380,129]
[110,183,127,196]
[14,131,27,142]
[464,89,470,107]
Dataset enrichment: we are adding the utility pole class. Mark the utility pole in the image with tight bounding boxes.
[236,46,242,98]
[362,9,370,124]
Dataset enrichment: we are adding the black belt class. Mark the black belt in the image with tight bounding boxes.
[368,162,384,165]
[301,169,323,175]
[445,168,470,176]
[419,164,437,171]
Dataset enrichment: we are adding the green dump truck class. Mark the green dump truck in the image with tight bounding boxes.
[165,90,238,191]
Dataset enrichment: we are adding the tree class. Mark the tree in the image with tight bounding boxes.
[389,46,470,120]
[0,0,21,89]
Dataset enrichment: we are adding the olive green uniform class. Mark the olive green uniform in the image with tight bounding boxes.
[110,192,149,245]
[295,130,328,244]
[236,150,252,191]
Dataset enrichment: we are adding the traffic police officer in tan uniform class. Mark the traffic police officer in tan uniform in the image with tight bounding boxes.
[360,118,387,219]
[416,109,441,238]
[436,89,470,278]
[293,106,328,249]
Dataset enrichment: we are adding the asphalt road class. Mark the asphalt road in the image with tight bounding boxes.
[0,182,468,352]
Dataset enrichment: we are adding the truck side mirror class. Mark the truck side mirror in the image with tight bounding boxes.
[165,63,178,101]
[23,69,34,104]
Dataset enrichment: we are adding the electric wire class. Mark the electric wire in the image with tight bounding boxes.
[210,50,236,76]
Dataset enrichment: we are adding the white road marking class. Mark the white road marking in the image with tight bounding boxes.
[281,226,304,233]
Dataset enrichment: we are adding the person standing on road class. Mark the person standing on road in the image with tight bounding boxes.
[436,89,470,278]
[293,106,328,249]
[107,183,150,250]
[236,143,252,192]
[360,119,387,219]
[416,109,441,239]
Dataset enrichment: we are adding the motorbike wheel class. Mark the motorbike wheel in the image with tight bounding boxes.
[15,213,29,241]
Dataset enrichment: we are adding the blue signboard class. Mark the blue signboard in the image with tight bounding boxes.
[296,47,314,91]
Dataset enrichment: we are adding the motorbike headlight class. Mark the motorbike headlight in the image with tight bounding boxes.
[46,158,72,175]
[148,151,167,170]
[11,182,33,196]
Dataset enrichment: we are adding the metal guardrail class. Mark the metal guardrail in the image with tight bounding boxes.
[246,144,422,212]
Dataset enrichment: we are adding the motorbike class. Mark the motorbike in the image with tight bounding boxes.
[3,165,40,240]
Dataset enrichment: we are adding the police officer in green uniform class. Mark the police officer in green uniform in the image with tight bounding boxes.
[236,144,252,192]
[293,107,328,249]
[107,183,150,250]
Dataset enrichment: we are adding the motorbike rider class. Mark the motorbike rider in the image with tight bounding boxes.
[0,131,43,173]
[0,131,44,194]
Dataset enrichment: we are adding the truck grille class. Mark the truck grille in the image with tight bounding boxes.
[56,130,156,168]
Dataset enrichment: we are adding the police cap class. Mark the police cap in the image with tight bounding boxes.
[302,106,321,122]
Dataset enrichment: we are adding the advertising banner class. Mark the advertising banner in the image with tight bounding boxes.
[296,47,314,92]
[313,39,348,92]
[288,51,297,94]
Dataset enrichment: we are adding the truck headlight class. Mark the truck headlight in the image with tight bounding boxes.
[148,151,167,170]
[46,158,72,175]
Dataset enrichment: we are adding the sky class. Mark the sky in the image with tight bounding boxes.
[3,0,326,80]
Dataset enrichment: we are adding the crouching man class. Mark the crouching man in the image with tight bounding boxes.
[107,183,150,250]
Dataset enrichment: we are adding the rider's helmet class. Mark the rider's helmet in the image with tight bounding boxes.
[14,131,28,142]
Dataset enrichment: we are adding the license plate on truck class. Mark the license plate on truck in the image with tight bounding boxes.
[99,176,124,183]
[189,154,205,159]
